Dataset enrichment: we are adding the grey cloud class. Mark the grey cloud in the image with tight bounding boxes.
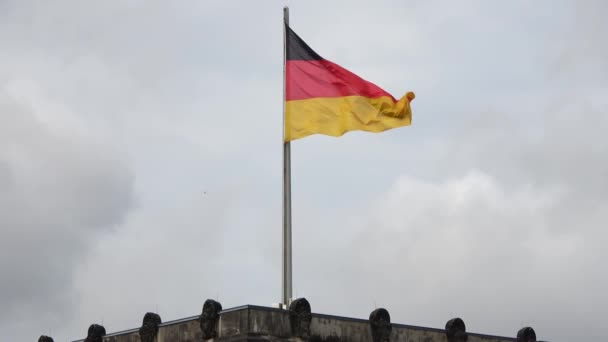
[1,1,607,342]
[0,91,135,340]
[288,2,608,341]
[67,179,280,339]
[547,0,608,83]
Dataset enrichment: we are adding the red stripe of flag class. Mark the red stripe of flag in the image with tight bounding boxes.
[286,60,396,102]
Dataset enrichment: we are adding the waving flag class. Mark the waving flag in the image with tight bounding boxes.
[284,25,415,141]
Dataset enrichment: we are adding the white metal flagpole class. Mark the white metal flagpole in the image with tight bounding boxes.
[282,6,293,308]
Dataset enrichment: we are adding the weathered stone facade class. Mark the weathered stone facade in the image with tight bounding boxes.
[62,299,544,342]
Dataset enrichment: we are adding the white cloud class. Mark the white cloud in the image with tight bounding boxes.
[294,170,605,341]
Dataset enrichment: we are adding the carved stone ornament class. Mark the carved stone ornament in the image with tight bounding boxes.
[199,299,222,340]
[445,318,468,342]
[369,308,392,342]
[83,324,106,342]
[516,327,537,342]
[289,298,312,338]
[38,336,54,342]
[139,312,162,342]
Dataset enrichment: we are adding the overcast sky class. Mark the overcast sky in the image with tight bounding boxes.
[1,1,606,341]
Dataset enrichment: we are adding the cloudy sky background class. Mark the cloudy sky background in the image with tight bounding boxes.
[1,0,606,340]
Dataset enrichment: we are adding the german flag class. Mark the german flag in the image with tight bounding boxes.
[285,25,415,142]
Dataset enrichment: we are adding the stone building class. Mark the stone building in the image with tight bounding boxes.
[39,298,544,342]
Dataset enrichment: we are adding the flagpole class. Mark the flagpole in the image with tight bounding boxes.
[282,5,293,307]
